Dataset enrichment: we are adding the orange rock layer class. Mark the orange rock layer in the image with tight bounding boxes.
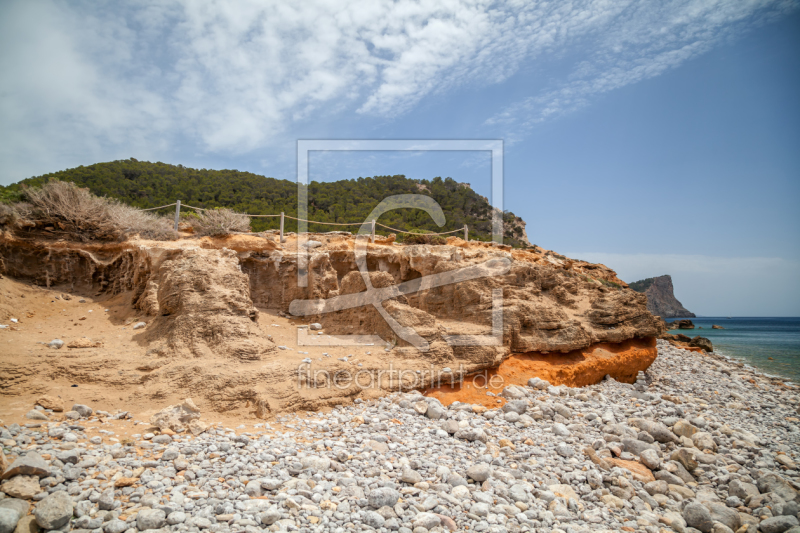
[425,337,658,407]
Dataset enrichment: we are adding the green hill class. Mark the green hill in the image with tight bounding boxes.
[0,159,530,246]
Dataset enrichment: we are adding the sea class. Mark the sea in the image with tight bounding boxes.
[665,317,800,383]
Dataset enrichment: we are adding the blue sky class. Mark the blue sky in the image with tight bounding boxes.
[1,0,798,316]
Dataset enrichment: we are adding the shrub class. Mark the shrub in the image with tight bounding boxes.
[192,208,251,236]
[402,230,446,245]
[1,181,176,241]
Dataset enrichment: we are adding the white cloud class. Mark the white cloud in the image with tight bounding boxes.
[565,252,800,317]
[0,0,796,181]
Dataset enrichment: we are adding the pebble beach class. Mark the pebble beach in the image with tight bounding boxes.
[1,339,799,533]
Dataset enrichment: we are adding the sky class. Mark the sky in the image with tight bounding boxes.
[1,0,798,316]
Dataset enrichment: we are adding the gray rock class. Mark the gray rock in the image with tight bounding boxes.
[729,479,759,500]
[454,427,487,442]
[400,468,422,484]
[1,452,49,479]
[47,339,64,349]
[555,443,575,457]
[705,502,740,531]
[466,464,491,482]
[426,403,446,420]
[24,411,48,421]
[258,509,281,526]
[758,515,800,533]
[640,449,661,470]
[34,491,73,530]
[760,516,799,533]
[97,489,115,511]
[441,419,459,434]
[166,512,186,525]
[362,511,385,529]
[509,484,528,503]
[683,502,713,533]
[0,508,20,533]
[244,480,262,497]
[103,519,128,533]
[757,474,798,503]
[502,400,527,415]
[0,499,30,520]
[368,488,400,509]
[412,513,441,529]
[135,509,166,531]
[132,322,146,330]
[71,404,93,417]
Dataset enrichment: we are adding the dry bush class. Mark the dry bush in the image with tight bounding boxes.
[403,232,446,245]
[192,208,251,236]
[107,203,176,241]
[6,181,176,241]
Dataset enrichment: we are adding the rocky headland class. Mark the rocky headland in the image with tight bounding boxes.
[629,276,695,319]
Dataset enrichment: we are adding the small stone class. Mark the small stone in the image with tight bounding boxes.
[132,322,146,330]
[135,508,166,531]
[412,513,441,529]
[166,512,186,525]
[683,502,713,533]
[400,468,422,484]
[466,463,491,482]
[46,340,63,350]
[639,448,661,470]
[368,487,400,509]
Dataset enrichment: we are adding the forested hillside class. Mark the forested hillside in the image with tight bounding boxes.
[0,159,530,246]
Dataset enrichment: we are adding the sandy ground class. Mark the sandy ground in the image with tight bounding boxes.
[0,275,384,435]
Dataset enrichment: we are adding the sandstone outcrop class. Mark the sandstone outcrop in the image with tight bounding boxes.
[0,230,662,414]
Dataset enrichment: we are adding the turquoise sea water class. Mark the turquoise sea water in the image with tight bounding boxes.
[665,317,800,382]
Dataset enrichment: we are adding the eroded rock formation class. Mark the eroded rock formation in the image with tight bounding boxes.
[0,230,663,415]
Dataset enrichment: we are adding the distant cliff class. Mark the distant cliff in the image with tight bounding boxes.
[628,275,696,318]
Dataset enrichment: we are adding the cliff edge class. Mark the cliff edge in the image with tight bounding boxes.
[629,274,695,318]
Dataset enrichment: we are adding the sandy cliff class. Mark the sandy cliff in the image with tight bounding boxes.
[0,230,662,416]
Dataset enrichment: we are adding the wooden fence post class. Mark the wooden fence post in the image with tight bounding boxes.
[280,212,285,243]
[464,224,468,242]
[174,200,181,232]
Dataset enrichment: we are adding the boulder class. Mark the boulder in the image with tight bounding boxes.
[673,419,699,438]
[683,502,713,532]
[0,508,20,533]
[690,336,713,352]
[692,431,717,452]
[628,418,678,443]
[71,404,93,417]
[34,492,72,530]
[705,502,740,531]
[136,509,166,530]
[1,453,49,480]
[760,516,799,533]
[35,396,63,412]
[0,476,39,499]
[757,473,798,503]
[150,398,201,433]
[671,448,699,472]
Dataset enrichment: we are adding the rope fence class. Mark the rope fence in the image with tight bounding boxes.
[145,200,469,243]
